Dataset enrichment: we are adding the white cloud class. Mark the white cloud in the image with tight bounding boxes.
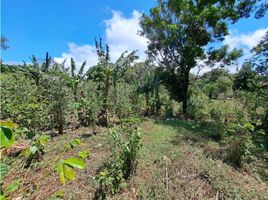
[104,10,148,61]
[224,28,267,50]
[222,28,267,72]
[54,10,148,70]
[54,42,98,69]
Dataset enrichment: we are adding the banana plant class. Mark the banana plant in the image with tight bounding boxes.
[67,58,87,103]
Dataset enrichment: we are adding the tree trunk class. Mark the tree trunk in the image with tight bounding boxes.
[263,108,268,132]
[58,107,64,135]
[113,80,117,108]
[181,69,190,116]
[99,74,110,126]
[145,92,150,116]
[155,85,161,114]
[182,96,187,115]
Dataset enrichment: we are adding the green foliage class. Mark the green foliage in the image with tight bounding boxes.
[188,88,210,120]
[0,179,20,200]
[55,157,86,186]
[5,180,21,194]
[233,63,258,91]
[21,134,49,166]
[0,164,8,178]
[0,122,17,200]
[0,73,49,130]
[95,123,142,197]
[251,31,268,76]
[44,70,71,134]
[0,127,14,148]
[0,120,17,148]
[224,122,256,168]
[63,138,81,151]
[78,151,90,159]
[140,0,244,114]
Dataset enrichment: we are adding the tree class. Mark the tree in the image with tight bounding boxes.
[68,58,87,103]
[87,39,138,125]
[0,36,9,50]
[140,0,245,115]
[251,31,268,77]
[233,62,258,91]
[112,50,138,106]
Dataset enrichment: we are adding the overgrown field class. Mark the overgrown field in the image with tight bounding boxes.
[1,1,268,199]
[2,119,267,200]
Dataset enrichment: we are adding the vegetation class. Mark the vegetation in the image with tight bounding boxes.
[0,0,267,199]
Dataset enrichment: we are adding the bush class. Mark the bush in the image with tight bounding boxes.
[224,122,256,168]
[95,122,142,198]
[188,88,210,121]
[0,73,49,131]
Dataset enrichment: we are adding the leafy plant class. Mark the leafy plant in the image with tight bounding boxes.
[95,122,142,197]
[21,134,49,167]
[0,163,11,199]
[55,157,86,186]
[78,151,90,159]
[63,138,81,151]
[224,122,256,168]
[0,127,14,148]
[0,121,17,148]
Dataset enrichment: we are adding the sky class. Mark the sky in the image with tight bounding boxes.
[1,0,268,72]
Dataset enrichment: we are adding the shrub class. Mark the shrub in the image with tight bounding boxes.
[95,122,142,198]
[188,87,210,121]
[224,122,256,168]
[20,133,49,167]
[0,73,49,131]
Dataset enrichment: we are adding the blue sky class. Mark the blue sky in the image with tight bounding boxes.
[1,0,267,68]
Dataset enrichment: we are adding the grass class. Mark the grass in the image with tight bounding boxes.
[3,119,268,199]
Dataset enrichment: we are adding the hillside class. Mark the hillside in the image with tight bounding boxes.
[2,119,267,200]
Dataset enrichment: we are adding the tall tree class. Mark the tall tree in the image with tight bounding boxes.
[251,31,268,77]
[140,0,261,115]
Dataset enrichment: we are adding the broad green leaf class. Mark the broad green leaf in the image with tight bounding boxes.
[64,157,86,169]
[0,126,14,148]
[72,102,82,110]
[63,165,75,180]
[56,160,66,185]
[0,163,8,177]
[70,139,81,146]
[5,179,21,193]
[78,151,90,159]
[38,135,49,146]
[29,146,38,154]
[0,121,18,129]
[0,195,7,200]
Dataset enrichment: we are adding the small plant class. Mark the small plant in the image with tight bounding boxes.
[21,134,49,167]
[63,138,81,151]
[95,122,142,198]
[0,121,20,200]
[0,121,18,148]
[224,122,256,168]
[96,162,126,197]
[55,157,86,186]
[78,150,90,159]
